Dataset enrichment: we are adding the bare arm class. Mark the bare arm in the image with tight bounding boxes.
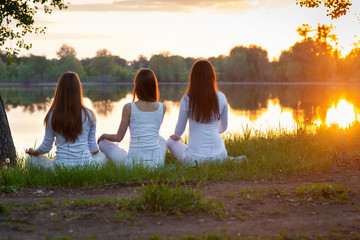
[97,103,131,143]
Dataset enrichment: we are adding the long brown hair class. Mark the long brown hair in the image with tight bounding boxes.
[186,60,220,123]
[44,71,90,142]
[132,68,159,102]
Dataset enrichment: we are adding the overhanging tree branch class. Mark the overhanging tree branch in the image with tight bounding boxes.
[296,0,352,19]
[0,0,69,60]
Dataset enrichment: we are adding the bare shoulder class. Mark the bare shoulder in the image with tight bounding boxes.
[122,103,132,115]
[123,102,131,110]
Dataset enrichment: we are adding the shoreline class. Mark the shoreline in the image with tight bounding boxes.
[1,81,360,87]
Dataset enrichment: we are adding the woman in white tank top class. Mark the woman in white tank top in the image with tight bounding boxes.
[97,69,166,168]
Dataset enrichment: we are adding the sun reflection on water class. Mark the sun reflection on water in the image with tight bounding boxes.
[227,98,359,136]
[325,100,357,128]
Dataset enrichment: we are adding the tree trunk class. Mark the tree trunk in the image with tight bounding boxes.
[0,95,16,166]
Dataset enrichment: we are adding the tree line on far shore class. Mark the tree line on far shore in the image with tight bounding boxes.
[0,24,359,84]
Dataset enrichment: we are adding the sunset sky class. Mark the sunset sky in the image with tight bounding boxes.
[17,0,360,61]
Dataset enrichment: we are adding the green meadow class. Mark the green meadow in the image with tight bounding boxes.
[1,123,359,189]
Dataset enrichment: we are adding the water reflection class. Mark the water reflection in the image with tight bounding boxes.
[2,84,360,156]
[325,100,357,128]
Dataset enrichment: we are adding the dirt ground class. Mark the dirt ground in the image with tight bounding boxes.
[1,162,360,240]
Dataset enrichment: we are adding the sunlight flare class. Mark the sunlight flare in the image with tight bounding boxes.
[326,100,357,128]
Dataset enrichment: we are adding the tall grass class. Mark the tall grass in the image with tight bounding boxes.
[1,123,359,188]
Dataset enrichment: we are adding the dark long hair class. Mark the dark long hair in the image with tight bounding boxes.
[186,60,220,123]
[44,71,91,142]
[132,68,159,102]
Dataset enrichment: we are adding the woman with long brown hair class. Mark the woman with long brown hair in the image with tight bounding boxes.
[97,68,166,168]
[26,71,106,168]
[167,60,230,165]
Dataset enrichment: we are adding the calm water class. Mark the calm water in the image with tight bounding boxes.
[2,83,360,156]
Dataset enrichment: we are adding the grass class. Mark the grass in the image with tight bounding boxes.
[1,122,360,188]
[295,183,355,203]
[136,181,223,216]
[60,181,223,216]
[1,182,223,220]
[260,207,289,215]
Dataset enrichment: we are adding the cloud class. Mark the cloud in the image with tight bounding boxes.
[66,0,292,13]
[28,32,119,40]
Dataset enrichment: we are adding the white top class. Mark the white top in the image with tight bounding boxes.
[174,91,228,159]
[36,109,99,164]
[128,102,164,163]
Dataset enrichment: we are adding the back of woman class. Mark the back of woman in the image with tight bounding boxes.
[167,60,228,164]
[128,101,164,160]
[98,68,166,168]
[26,72,106,168]
[184,91,227,158]
[47,109,97,165]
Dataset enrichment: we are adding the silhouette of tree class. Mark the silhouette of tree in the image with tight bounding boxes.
[297,24,312,41]
[56,43,77,59]
[296,0,352,19]
[224,45,270,82]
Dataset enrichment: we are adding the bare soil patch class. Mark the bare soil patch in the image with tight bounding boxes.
[1,163,360,240]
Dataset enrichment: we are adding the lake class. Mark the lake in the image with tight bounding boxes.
[1,83,360,157]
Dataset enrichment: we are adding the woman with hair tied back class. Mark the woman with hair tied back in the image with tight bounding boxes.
[26,71,107,168]
[97,68,166,168]
[167,60,247,165]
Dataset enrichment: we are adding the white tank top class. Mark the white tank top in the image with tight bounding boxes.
[128,102,164,161]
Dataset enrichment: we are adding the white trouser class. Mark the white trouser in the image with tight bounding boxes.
[27,152,107,169]
[99,136,166,168]
[166,138,229,166]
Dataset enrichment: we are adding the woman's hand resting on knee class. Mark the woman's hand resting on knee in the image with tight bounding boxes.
[170,134,181,141]
[26,148,40,156]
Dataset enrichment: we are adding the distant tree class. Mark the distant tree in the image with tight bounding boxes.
[87,49,116,80]
[17,62,36,82]
[297,24,312,41]
[114,66,132,82]
[342,47,360,81]
[131,55,149,69]
[53,44,84,78]
[296,0,352,19]
[56,43,77,59]
[0,0,68,59]
[56,56,84,77]
[149,53,188,82]
[19,55,50,81]
[315,24,334,44]
[208,55,226,81]
[184,57,196,70]
[224,45,270,82]
[113,56,128,68]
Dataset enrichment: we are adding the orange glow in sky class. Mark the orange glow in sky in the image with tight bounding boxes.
[15,0,360,61]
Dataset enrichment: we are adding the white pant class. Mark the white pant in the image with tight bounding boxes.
[99,137,166,168]
[166,138,229,166]
[27,152,107,169]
